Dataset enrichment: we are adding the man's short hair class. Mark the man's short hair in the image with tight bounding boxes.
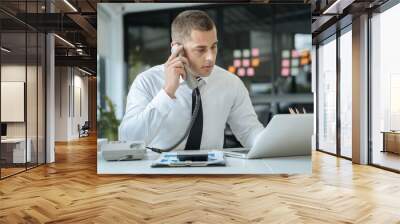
[171,10,215,42]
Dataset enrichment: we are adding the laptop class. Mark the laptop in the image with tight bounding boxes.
[223,114,313,159]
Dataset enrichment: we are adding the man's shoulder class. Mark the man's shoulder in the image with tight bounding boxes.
[136,64,164,81]
[213,65,242,83]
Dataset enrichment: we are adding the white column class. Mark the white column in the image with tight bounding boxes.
[46,33,55,163]
[352,14,369,164]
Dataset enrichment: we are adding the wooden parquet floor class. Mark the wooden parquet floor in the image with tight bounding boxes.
[1,134,400,224]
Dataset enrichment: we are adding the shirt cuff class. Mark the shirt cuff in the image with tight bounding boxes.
[149,89,176,116]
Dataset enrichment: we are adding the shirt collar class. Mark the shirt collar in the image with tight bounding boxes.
[161,63,212,85]
[179,75,209,85]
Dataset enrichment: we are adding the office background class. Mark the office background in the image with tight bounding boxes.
[0,0,97,179]
[97,3,312,147]
[1,1,400,222]
[0,1,47,178]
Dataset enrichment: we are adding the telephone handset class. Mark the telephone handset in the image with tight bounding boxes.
[146,44,201,153]
[171,44,199,90]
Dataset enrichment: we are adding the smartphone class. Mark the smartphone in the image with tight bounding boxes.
[177,153,209,162]
[171,44,199,89]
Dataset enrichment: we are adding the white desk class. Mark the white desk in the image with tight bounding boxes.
[1,138,32,163]
[97,150,311,175]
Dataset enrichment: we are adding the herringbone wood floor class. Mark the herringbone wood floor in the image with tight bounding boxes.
[1,134,400,224]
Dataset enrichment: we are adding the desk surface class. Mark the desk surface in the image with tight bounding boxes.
[97,150,311,175]
[381,131,400,134]
[1,138,28,143]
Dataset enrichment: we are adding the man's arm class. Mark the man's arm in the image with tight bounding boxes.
[118,74,176,144]
[226,79,264,148]
[119,46,189,144]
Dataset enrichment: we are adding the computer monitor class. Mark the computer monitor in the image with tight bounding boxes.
[1,123,7,137]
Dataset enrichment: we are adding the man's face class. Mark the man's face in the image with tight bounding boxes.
[179,27,218,77]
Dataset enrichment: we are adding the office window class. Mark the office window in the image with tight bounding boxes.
[317,36,337,154]
[339,28,352,158]
[371,3,400,171]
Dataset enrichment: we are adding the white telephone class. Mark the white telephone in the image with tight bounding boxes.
[102,141,146,161]
[171,44,199,90]
[146,44,202,153]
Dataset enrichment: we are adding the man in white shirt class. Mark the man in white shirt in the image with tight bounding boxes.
[119,10,264,152]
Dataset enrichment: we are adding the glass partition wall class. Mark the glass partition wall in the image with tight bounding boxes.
[370,2,400,172]
[316,25,352,159]
[316,0,400,172]
[339,26,352,159]
[0,1,46,179]
[317,35,337,155]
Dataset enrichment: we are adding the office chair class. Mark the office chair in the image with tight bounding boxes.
[78,121,90,138]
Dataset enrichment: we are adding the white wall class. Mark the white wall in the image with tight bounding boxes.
[1,65,39,136]
[1,63,46,163]
[1,65,27,140]
[72,73,89,138]
[55,67,68,141]
[54,67,89,141]
[98,4,125,120]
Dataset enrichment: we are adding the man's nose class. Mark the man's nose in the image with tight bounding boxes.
[205,50,214,61]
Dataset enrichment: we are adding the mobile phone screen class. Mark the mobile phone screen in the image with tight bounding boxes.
[177,154,209,162]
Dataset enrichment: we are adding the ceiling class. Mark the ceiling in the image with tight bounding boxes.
[311,0,389,42]
[0,0,99,73]
[0,0,372,74]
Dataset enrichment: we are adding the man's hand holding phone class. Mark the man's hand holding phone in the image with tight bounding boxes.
[164,45,189,99]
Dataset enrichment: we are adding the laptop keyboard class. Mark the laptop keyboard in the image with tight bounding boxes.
[230,149,250,154]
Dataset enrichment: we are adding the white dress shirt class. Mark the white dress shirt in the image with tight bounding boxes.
[119,64,264,151]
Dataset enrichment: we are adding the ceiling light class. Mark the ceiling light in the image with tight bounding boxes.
[78,67,92,76]
[63,0,78,12]
[323,0,341,14]
[54,34,75,48]
[322,0,353,15]
[1,47,11,53]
